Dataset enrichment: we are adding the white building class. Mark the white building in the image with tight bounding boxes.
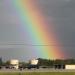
[29,59,39,65]
[10,59,19,69]
[65,65,75,69]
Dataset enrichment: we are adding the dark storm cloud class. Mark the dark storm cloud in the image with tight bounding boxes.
[36,0,75,58]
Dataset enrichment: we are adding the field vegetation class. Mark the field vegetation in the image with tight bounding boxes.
[0,72,75,75]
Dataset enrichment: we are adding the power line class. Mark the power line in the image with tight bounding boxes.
[0,43,74,46]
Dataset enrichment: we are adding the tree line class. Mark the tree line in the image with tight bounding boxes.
[0,58,75,67]
[38,58,75,66]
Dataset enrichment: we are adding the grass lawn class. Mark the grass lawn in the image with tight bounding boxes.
[0,72,75,75]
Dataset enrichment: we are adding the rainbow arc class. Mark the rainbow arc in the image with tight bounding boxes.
[5,0,65,59]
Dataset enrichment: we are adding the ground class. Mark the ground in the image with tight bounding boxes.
[0,68,75,75]
[0,72,75,75]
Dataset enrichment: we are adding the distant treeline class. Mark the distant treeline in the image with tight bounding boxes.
[37,58,75,66]
[0,58,75,66]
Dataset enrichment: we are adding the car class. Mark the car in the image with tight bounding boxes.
[27,65,39,69]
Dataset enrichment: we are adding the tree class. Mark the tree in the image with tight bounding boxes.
[5,61,10,66]
[0,57,3,66]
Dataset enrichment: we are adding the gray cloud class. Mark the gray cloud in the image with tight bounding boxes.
[0,0,75,61]
[33,0,75,58]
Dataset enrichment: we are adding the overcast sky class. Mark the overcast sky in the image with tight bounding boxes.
[0,0,75,61]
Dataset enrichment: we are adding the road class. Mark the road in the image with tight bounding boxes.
[0,68,75,72]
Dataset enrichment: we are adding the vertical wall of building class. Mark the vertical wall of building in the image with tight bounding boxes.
[65,65,75,69]
[10,59,19,69]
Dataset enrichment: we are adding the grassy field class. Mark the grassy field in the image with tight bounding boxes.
[0,72,75,75]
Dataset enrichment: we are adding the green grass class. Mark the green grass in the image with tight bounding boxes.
[0,72,75,75]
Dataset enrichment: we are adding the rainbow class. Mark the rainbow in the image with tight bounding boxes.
[6,0,65,59]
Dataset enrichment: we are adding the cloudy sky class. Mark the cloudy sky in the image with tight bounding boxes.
[0,0,75,61]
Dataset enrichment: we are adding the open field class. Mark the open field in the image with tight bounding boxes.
[0,72,75,75]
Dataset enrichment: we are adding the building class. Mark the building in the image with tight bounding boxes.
[30,59,39,65]
[10,59,19,69]
[27,59,39,69]
[65,65,75,69]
